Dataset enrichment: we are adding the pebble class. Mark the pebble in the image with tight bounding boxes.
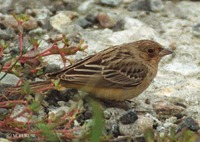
[28,8,52,29]
[29,27,47,35]
[97,13,117,28]
[0,28,14,40]
[77,0,94,12]
[127,0,150,11]
[100,0,122,7]
[45,89,67,106]
[62,0,80,10]
[0,14,38,30]
[153,100,185,119]
[85,13,98,23]
[119,116,154,136]
[75,17,93,28]
[0,0,13,13]
[193,24,200,37]
[44,63,61,74]
[176,117,200,133]
[148,0,164,12]
[0,108,9,121]
[119,110,138,124]
[0,73,19,85]
[49,11,78,33]
[104,108,126,135]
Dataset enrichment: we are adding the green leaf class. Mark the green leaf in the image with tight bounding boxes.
[37,123,59,142]
[89,98,104,142]
[21,81,32,95]
[29,101,40,112]
[144,128,154,142]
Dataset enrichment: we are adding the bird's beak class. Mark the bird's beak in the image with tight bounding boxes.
[159,48,173,57]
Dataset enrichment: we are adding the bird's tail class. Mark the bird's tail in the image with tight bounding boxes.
[5,80,54,94]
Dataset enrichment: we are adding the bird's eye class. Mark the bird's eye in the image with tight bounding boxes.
[147,48,154,54]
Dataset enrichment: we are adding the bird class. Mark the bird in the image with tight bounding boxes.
[7,40,173,101]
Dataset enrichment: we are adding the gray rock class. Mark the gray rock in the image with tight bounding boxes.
[50,11,78,33]
[63,0,80,10]
[28,8,52,29]
[153,100,185,119]
[120,110,138,124]
[44,63,61,74]
[78,0,94,12]
[0,28,14,40]
[104,108,126,127]
[127,0,150,11]
[0,108,9,120]
[100,0,122,7]
[0,72,19,85]
[75,17,93,28]
[176,117,200,132]
[193,24,200,37]
[0,14,38,30]
[0,0,13,13]
[85,13,98,23]
[119,116,154,136]
[148,0,164,12]
[29,27,47,36]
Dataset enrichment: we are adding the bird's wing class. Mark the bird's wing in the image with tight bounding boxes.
[48,45,148,89]
[100,47,148,89]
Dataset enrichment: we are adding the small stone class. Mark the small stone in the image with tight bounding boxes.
[153,100,185,119]
[97,13,117,28]
[29,8,52,29]
[22,16,38,30]
[45,89,67,106]
[29,27,47,36]
[119,116,154,136]
[127,0,150,11]
[111,124,120,136]
[85,13,98,23]
[63,0,80,10]
[112,19,125,31]
[104,108,126,134]
[100,0,122,7]
[44,64,61,74]
[176,117,200,133]
[120,110,138,124]
[147,0,164,12]
[193,24,200,37]
[61,88,78,101]
[0,28,14,40]
[78,0,93,12]
[50,11,78,33]
[0,0,13,13]
[0,108,9,121]
[0,73,19,85]
[0,14,38,30]
[75,17,93,28]
[104,109,112,119]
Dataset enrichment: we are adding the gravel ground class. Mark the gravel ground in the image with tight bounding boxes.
[0,0,200,141]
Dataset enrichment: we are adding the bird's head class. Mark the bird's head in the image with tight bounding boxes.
[135,40,173,65]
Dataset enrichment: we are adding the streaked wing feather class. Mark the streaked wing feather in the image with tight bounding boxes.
[101,46,148,88]
[102,60,148,88]
[48,44,148,89]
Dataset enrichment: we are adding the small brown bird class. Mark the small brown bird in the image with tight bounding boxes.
[7,40,173,101]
